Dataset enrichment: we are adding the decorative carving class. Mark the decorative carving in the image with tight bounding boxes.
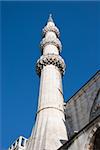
[36,54,66,76]
[40,37,62,52]
[42,24,60,37]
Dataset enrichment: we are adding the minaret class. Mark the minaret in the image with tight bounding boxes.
[27,14,68,150]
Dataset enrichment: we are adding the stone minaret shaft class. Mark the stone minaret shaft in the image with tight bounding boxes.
[27,15,68,150]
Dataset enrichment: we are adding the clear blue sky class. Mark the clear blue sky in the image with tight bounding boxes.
[1,1,100,150]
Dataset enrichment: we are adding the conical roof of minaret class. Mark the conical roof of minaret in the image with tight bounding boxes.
[48,14,54,22]
[42,14,60,37]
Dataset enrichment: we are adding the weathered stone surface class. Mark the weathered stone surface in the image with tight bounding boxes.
[64,71,100,139]
[59,116,100,150]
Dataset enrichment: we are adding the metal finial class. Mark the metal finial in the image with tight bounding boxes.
[48,14,53,22]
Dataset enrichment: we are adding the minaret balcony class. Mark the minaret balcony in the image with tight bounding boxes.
[42,23,60,38]
[40,37,62,52]
[36,54,66,76]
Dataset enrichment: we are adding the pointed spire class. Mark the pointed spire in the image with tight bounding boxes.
[42,14,60,38]
[48,14,53,22]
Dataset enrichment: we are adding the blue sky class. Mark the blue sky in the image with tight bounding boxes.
[1,1,100,149]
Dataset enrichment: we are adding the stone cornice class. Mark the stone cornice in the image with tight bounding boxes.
[36,54,66,76]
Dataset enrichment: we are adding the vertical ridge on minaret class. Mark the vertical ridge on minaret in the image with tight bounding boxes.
[27,15,68,150]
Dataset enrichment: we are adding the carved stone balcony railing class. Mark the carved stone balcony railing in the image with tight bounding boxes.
[36,54,66,76]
